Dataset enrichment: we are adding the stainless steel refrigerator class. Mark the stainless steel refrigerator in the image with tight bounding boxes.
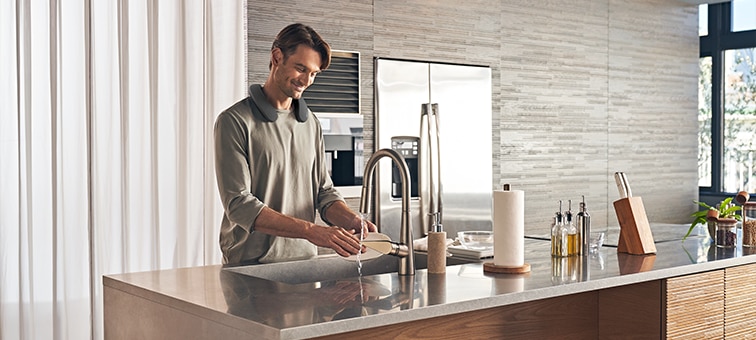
[373,58,493,241]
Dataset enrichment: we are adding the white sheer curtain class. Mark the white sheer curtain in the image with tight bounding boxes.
[0,1,244,339]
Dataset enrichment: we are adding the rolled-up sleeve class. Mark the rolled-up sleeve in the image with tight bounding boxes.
[214,111,265,233]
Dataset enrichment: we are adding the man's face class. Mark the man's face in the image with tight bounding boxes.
[271,45,322,100]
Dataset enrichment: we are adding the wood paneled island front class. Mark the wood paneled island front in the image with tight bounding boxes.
[104,225,756,339]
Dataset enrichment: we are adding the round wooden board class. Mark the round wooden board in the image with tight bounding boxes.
[483,262,531,274]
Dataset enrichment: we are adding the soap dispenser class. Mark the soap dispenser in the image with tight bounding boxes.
[427,212,446,274]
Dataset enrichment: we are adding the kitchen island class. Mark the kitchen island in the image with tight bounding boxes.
[104,224,756,339]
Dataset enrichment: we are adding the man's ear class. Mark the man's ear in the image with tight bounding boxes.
[271,48,283,67]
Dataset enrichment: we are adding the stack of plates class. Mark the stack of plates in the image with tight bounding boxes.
[447,245,493,260]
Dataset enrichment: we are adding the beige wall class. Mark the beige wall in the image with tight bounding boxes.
[247,0,699,235]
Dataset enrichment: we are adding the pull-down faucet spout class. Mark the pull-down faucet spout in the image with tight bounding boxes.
[359,148,415,276]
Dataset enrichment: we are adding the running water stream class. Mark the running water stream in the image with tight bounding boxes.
[356,213,367,304]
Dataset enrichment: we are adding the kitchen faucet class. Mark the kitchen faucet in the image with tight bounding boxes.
[359,148,415,276]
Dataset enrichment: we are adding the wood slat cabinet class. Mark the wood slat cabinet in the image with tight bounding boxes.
[663,263,756,339]
[664,269,724,339]
[724,263,756,338]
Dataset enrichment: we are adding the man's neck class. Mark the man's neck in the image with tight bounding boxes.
[260,83,292,110]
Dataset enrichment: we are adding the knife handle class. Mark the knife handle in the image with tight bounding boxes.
[620,172,632,197]
[614,172,627,199]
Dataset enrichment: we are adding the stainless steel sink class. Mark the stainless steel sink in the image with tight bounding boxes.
[223,253,474,285]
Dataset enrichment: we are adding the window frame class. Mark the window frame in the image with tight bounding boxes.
[699,1,756,204]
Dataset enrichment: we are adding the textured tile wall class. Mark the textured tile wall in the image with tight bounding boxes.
[498,0,611,233]
[607,0,700,229]
[247,0,699,236]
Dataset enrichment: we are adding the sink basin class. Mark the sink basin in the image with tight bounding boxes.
[223,253,474,285]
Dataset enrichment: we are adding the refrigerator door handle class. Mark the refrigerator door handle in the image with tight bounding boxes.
[431,103,443,231]
[420,103,443,234]
[419,104,431,235]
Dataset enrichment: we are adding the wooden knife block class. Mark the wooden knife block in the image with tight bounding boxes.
[617,253,656,274]
[613,197,656,255]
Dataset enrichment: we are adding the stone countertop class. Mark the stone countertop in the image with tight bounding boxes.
[103,224,755,340]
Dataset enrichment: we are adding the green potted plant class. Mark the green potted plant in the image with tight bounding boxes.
[684,197,742,241]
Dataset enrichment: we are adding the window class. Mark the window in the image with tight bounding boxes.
[698,56,712,187]
[723,48,756,192]
[732,0,756,32]
[699,1,756,198]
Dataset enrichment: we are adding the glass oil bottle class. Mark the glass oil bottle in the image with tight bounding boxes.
[551,201,566,257]
[565,200,578,256]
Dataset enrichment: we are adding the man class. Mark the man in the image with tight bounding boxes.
[214,23,376,265]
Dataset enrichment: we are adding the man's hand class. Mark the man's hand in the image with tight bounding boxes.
[306,224,365,257]
[254,203,378,258]
[323,200,378,238]
[346,214,377,236]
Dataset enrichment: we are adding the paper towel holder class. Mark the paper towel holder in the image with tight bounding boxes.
[484,262,531,274]
[484,184,531,274]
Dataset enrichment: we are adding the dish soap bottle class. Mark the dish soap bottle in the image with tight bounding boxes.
[427,212,446,274]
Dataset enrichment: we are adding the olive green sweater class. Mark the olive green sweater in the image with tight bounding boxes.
[214,85,343,264]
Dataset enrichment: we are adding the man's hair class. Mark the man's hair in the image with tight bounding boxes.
[270,23,331,71]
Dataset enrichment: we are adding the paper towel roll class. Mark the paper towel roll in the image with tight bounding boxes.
[493,189,525,267]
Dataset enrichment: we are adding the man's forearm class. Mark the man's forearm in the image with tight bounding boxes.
[253,206,315,239]
[322,201,362,230]
[254,204,366,257]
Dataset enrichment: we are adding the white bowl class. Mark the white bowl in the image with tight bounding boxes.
[457,231,494,249]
